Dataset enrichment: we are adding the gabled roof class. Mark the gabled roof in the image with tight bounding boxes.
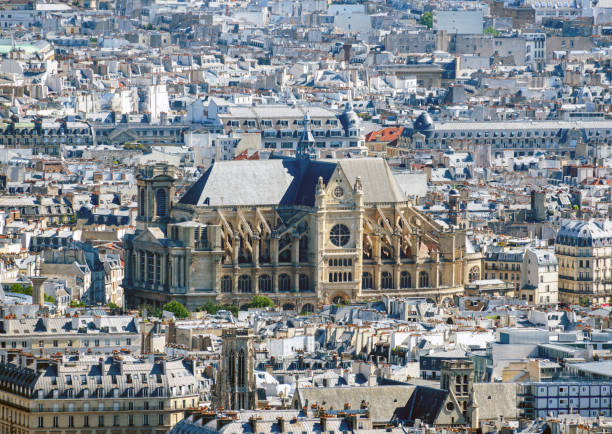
[178,157,405,207]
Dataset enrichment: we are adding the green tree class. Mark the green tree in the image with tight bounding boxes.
[69,300,86,308]
[107,302,120,310]
[140,304,163,318]
[420,12,433,29]
[247,295,274,309]
[162,300,190,319]
[8,284,32,295]
[484,26,500,36]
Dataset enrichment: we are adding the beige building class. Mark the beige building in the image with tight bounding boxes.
[555,219,612,305]
[124,153,481,312]
[0,354,202,433]
[520,247,558,305]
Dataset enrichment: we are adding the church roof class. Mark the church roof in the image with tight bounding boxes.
[178,157,406,207]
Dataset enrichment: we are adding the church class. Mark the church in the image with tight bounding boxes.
[124,120,482,312]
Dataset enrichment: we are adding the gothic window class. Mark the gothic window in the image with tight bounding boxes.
[146,254,154,284]
[155,189,167,217]
[258,275,272,292]
[237,350,246,387]
[155,255,161,284]
[278,274,291,292]
[221,276,232,293]
[333,186,344,198]
[382,272,393,289]
[400,271,411,289]
[469,266,480,282]
[139,254,145,281]
[362,272,373,289]
[299,274,309,292]
[139,188,145,216]
[237,275,252,293]
[419,271,429,288]
[329,224,350,247]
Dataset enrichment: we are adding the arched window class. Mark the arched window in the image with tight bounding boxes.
[382,272,393,289]
[258,275,272,292]
[400,271,411,289]
[139,188,145,216]
[469,266,480,282]
[456,375,462,384]
[155,189,167,217]
[299,274,309,292]
[278,274,291,292]
[419,271,429,288]
[237,350,246,387]
[220,276,232,293]
[362,272,373,289]
[237,275,252,293]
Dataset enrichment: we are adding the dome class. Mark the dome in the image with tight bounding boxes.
[339,102,360,132]
[413,112,434,132]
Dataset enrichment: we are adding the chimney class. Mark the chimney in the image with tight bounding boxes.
[320,415,329,432]
[249,416,261,433]
[277,416,286,433]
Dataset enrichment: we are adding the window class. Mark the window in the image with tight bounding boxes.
[221,275,232,293]
[278,273,291,292]
[329,224,350,247]
[382,272,393,289]
[159,414,164,425]
[53,416,59,428]
[419,271,429,288]
[400,271,411,289]
[258,274,272,292]
[299,274,309,292]
[362,272,373,289]
[143,414,149,426]
[38,417,43,428]
[128,414,133,426]
[237,275,252,293]
[83,415,89,427]
[155,189,167,217]
[99,416,105,427]
[469,266,480,282]
[68,415,74,428]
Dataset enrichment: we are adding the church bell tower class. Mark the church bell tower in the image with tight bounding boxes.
[216,328,257,410]
[136,163,177,230]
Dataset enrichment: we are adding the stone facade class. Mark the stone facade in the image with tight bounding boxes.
[124,156,481,312]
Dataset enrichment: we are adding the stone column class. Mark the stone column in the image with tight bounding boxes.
[294,273,300,293]
[233,233,240,266]
[253,234,260,268]
[393,265,400,291]
[153,253,158,288]
[292,235,300,265]
[273,272,278,293]
[271,235,279,266]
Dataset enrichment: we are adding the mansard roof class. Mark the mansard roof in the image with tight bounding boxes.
[178,157,406,208]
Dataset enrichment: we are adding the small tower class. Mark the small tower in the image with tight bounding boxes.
[216,328,257,410]
[440,360,474,421]
[448,188,461,227]
[136,163,177,230]
[296,114,317,160]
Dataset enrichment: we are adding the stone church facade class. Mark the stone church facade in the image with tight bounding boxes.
[124,152,481,312]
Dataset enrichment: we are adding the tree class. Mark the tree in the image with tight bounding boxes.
[196,301,239,316]
[247,295,274,309]
[69,300,86,308]
[484,26,500,36]
[420,12,433,29]
[107,302,120,310]
[162,300,190,319]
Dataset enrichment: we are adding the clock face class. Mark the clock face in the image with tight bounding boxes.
[333,186,344,199]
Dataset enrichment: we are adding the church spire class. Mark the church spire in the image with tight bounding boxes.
[297,113,317,160]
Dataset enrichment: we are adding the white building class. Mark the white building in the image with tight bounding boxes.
[520,247,559,305]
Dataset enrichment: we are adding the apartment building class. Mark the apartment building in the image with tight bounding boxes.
[555,219,612,305]
[402,114,612,158]
[0,315,140,359]
[483,246,523,292]
[518,381,612,419]
[0,354,202,433]
[212,103,367,156]
[520,247,559,305]
[0,120,92,156]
